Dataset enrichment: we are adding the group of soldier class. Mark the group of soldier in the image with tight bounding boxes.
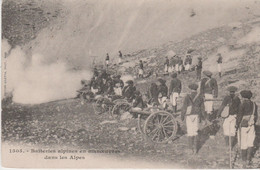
[93,50,257,167]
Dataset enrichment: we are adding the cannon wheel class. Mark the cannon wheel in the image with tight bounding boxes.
[111,102,132,119]
[143,111,178,143]
[93,97,111,114]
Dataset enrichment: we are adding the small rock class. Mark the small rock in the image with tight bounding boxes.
[118,127,129,131]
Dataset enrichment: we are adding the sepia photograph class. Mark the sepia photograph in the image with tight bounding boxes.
[1,0,260,169]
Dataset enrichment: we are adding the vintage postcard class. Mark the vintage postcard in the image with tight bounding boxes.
[1,0,260,169]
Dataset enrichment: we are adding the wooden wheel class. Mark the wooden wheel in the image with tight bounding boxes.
[111,102,132,119]
[144,111,178,143]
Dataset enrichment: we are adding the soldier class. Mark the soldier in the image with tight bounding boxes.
[178,57,184,74]
[181,83,204,154]
[90,74,100,94]
[122,80,136,102]
[164,56,170,73]
[217,86,241,148]
[217,53,223,78]
[184,55,190,71]
[133,90,146,109]
[157,78,168,109]
[118,51,123,64]
[138,60,144,78]
[105,53,110,68]
[168,73,182,113]
[200,70,218,119]
[174,55,179,73]
[196,57,203,80]
[236,90,258,167]
[113,75,124,96]
[148,83,159,105]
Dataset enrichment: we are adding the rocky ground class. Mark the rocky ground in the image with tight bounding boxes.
[2,0,260,169]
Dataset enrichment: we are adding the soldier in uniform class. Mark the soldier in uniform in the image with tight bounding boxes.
[148,83,159,105]
[196,57,202,80]
[133,90,146,109]
[181,83,204,154]
[164,56,170,73]
[200,70,218,119]
[118,51,123,64]
[105,53,110,68]
[138,60,144,78]
[168,73,182,113]
[217,86,241,148]
[217,53,223,78]
[236,90,258,167]
[113,75,124,96]
[157,78,168,109]
[122,80,136,102]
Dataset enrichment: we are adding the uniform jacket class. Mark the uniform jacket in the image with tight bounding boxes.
[122,85,136,100]
[217,56,222,63]
[158,84,168,97]
[165,58,169,66]
[217,95,241,116]
[196,60,202,70]
[236,99,258,126]
[200,77,218,97]
[133,95,146,108]
[181,92,204,117]
[139,62,144,70]
[169,78,182,94]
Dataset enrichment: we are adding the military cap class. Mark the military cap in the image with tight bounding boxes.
[188,83,198,90]
[158,78,166,84]
[203,70,213,77]
[171,73,178,78]
[126,80,134,84]
[227,86,238,92]
[240,90,252,99]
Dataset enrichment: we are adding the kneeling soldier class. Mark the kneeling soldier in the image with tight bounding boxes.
[217,86,241,148]
[236,90,258,167]
[181,83,204,154]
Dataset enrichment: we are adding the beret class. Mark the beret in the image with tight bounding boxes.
[203,70,212,77]
[188,83,199,90]
[240,90,252,99]
[227,86,238,92]
[171,73,178,78]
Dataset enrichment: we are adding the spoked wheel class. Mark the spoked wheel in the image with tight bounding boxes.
[111,102,132,119]
[93,97,111,114]
[144,111,178,143]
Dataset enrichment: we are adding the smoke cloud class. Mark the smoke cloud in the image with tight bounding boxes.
[2,39,91,104]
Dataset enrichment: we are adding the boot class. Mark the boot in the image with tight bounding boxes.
[194,135,199,154]
[231,136,236,149]
[241,149,247,162]
[247,147,254,164]
[188,136,195,154]
[224,136,229,146]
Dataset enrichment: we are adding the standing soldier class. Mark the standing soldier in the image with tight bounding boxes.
[236,90,258,167]
[196,57,203,80]
[148,83,159,105]
[168,73,182,113]
[113,75,124,96]
[118,51,123,64]
[184,55,190,71]
[105,53,110,68]
[181,83,204,154]
[138,60,144,78]
[157,78,168,109]
[200,70,218,119]
[217,86,241,148]
[174,55,179,73]
[217,53,223,78]
[178,57,184,74]
[164,56,170,73]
